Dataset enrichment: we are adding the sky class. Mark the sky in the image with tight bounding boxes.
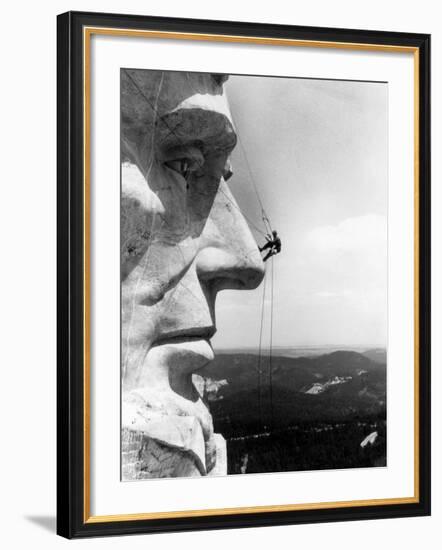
[211,75,388,350]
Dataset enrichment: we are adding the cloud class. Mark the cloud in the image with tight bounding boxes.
[306,214,386,257]
[271,214,387,345]
[213,214,387,348]
[300,214,387,294]
[314,290,353,298]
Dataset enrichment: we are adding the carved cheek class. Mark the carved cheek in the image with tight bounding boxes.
[121,161,201,305]
[154,184,189,239]
[186,156,227,235]
[121,163,166,280]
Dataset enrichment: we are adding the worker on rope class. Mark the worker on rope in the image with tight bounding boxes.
[259,230,281,262]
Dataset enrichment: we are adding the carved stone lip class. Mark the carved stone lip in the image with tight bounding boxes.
[151,326,216,348]
[151,331,216,372]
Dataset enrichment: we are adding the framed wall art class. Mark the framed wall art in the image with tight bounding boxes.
[57,10,431,538]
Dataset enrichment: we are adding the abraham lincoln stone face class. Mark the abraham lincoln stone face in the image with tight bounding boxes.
[121,70,264,478]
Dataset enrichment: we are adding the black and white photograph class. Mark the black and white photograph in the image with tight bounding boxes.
[120,68,387,480]
[52,7,431,540]
[0,0,436,543]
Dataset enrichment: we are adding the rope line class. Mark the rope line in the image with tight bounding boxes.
[256,264,268,430]
[229,108,279,433]
[269,256,275,431]
[124,71,193,164]
[125,68,272,240]
[122,72,165,379]
[124,69,268,238]
[234,117,273,234]
[217,187,266,237]
[123,71,278,433]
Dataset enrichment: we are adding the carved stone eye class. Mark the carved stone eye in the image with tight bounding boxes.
[164,158,195,180]
[162,146,205,184]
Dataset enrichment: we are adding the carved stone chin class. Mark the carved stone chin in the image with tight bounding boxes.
[122,392,213,477]
[121,69,264,479]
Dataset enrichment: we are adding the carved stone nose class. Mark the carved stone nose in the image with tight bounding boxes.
[196,246,265,293]
[196,179,265,293]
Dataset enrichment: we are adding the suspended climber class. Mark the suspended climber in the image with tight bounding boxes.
[259,230,281,262]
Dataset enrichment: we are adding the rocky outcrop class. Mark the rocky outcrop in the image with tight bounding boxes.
[120,69,264,480]
[122,428,226,479]
[360,431,378,448]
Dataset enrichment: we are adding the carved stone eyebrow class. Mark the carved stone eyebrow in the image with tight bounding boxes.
[159,144,204,166]
[156,108,237,159]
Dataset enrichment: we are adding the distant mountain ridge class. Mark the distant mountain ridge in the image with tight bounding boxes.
[199,349,386,437]
[198,349,386,474]
[215,346,386,359]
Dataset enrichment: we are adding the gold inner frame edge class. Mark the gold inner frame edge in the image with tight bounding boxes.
[82,26,420,524]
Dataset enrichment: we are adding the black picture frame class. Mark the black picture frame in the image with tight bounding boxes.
[57,10,431,539]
